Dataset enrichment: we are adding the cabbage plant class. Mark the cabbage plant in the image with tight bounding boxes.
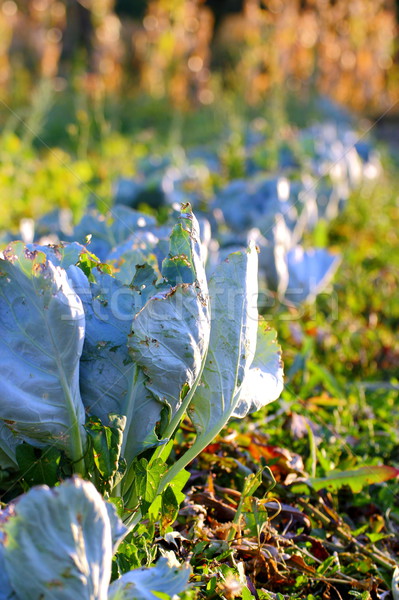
[0,204,283,516]
[0,477,190,600]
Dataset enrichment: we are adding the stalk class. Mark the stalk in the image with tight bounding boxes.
[297,498,396,571]
[43,312,86,477]
[120,364,139,458]
[149,341,209,467]
[59,369,86,477]
[156,420,223,495]
[113,364,139,498]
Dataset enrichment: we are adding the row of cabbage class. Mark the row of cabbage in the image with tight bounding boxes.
[0,205,283,599]
[19,119,380,305]
[0,115,381,599]
[117,122,377,304]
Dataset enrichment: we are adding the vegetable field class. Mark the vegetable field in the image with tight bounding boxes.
[0,94,398,600]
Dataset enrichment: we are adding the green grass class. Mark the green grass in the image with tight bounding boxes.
[186,153,399,598]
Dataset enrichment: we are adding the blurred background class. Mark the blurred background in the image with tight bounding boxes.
[0,0,398,231]
[1,0,398,111]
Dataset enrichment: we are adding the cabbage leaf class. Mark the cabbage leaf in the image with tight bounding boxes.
[0,243,87,472]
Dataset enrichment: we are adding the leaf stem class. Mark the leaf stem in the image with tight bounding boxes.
[120,364,139,458]
[150,342,209,466]
[42,309,86,477]
[53,356,86,477]
[156,421,222,495]
[61,378,86,477]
